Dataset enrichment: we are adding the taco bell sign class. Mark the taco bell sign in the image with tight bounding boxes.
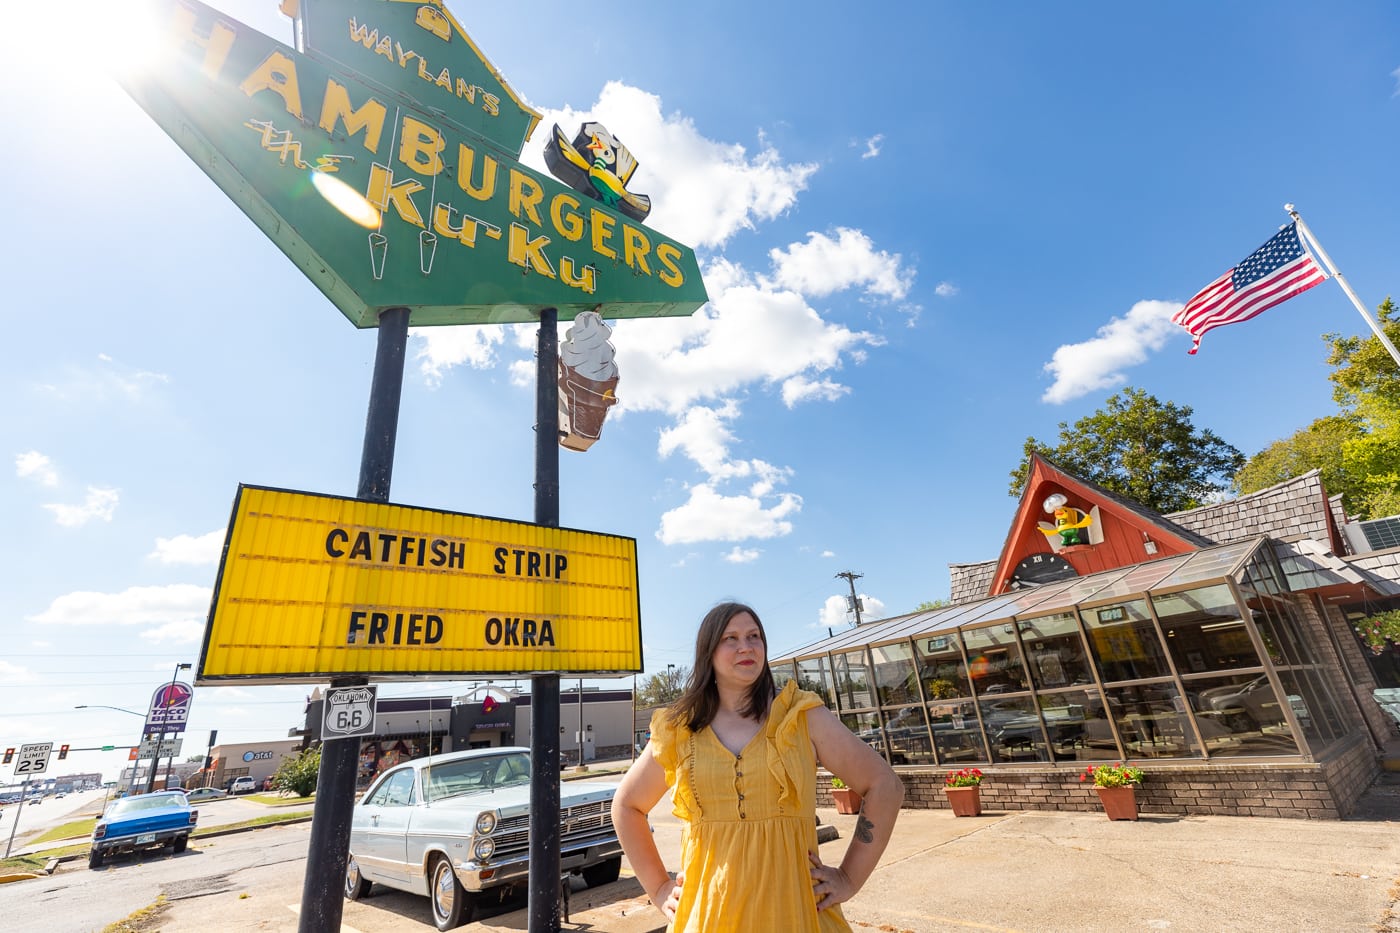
[145,681,194,733]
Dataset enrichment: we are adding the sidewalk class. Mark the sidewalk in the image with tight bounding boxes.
[141,769,1400,933]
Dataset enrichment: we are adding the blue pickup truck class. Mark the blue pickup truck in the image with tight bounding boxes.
[89,791,198,868]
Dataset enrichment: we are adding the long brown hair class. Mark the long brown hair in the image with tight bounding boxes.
[668,601,776,732]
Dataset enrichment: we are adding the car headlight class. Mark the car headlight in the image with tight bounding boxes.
[475,811,497,835]
[473,836,495,861]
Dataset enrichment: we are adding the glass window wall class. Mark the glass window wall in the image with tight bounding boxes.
[812,540,1356,769]
[1083,598,1171,682]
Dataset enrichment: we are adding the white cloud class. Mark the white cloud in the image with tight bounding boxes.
[16,450,58,486]
[149,530,225,565]
[781,375,850,407]
[518,82,819,250]
[42,486,119,527]
[656,484,800,545]
[723,546,762,563]
[139,619,207,644]
[1393,66,1400,96]
[414,325,507,384]
[817,593,887,628]
[0,660,36,684]
[614,273,879,416]
[860,134,884,160]
[29,583,212,635]
[935,281,959,298]
[821,550,835,558]
[1040,300,1184,404]
[768,228,912,301]
[37,357,169,404]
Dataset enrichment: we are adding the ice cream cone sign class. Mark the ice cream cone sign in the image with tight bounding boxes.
[558,311,620,451]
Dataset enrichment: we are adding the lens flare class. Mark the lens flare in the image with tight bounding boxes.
[310,170,381,229]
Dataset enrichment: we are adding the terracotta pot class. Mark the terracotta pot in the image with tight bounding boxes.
[944,785,982,817]
[1095,784,1139,821]
[831,787,862,815]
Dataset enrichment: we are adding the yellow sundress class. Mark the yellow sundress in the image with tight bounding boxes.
[649,680,852,933]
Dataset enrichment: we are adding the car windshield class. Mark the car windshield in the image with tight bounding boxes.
[423,753,531,802]
[108,793,188,817]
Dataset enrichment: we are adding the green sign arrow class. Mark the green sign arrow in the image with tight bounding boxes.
[121,0,707,328]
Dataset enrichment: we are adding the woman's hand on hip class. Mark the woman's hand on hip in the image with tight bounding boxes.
[808,851,856,912]
[652,870,683,921]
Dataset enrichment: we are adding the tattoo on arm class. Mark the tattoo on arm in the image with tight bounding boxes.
[854,811,875,844]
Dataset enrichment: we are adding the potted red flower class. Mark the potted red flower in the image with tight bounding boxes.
[944,768,984,817]
[1081,762,1143,820]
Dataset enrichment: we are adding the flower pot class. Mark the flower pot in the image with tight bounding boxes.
[944,785,982,817]
[1095,785,1139,821]
[831,787,862,815]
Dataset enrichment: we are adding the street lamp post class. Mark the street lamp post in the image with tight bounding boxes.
[147,663,192,793]
[74,704,147,792]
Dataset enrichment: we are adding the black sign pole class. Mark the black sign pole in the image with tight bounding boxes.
[298,306,409,933]
[529,307,563,932]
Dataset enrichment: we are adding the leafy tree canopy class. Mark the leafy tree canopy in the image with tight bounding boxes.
[1236,298,1400,519]
[636,665,688,708]
[271,746,320,797]
[914,599,949,612]
[1009,387,1244,514]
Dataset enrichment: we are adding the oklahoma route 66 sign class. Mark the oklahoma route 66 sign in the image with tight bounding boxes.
[322,685,378,740]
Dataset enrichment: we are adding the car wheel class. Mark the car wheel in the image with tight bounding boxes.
[344,853,372,900]
[581,856,622,888]
[89,847,105,869]
[429,855,475,930]
[173,836,188,854]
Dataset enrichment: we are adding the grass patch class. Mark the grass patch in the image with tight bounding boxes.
[0,853,53,874]
[193,811,313,834]
[28,817,97,845]
[101,895,169,932]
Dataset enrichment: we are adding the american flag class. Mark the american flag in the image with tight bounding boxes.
[1172,221,1328,354]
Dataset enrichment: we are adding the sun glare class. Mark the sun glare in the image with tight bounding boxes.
[311,170,383,229]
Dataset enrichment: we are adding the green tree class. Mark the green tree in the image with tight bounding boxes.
[271,747,321,797]
[1009,387,1245,513]
[914,599,949,612]
[1233,415,1364,502]
[1235,297,1400,518]
[637,665,688,707]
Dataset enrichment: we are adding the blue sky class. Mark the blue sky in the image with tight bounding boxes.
[4,0,1400,783]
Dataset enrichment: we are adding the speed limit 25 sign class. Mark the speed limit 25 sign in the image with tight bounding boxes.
[322,686,377,739]
[16,742,53,776]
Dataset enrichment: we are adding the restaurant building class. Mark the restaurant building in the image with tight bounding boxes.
[773,456,1400,818]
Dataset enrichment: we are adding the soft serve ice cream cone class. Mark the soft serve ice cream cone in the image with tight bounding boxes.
[558,310,619,451]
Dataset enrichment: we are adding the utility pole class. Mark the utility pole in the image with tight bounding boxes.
[835,571,864,627]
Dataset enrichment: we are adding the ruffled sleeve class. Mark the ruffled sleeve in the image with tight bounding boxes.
[648,707,700,821]
[648,707,681,785]
[766,680,824,813]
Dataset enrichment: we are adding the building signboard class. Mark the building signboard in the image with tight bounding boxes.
[145,681,194,732]
[199,485,642,683]
[119,0,708,328]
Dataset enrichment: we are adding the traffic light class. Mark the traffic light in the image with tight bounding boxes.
[482,696,498,715]
[1,748,12,764]
[58,744,69,760]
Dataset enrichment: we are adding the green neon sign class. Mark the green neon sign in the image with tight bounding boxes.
[121,0,707,327]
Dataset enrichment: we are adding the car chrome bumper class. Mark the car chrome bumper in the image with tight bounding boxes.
[92,828,191,854]
[456,836,624,892]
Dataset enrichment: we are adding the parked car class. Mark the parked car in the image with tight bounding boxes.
[344,747,624,930]
[184,787,228,802]
[230,776,257,795]
[89,791,197,868]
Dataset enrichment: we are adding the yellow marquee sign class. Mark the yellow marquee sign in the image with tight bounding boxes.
[199,485,641,683]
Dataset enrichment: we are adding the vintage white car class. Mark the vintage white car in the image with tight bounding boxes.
[344,747,624,930]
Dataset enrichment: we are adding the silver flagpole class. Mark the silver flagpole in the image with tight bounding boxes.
[1286,203,1400,370]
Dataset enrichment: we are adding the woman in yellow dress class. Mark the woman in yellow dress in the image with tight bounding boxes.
[612,602,904,931]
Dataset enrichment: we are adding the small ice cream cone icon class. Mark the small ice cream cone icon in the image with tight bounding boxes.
[558,311,619,451]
